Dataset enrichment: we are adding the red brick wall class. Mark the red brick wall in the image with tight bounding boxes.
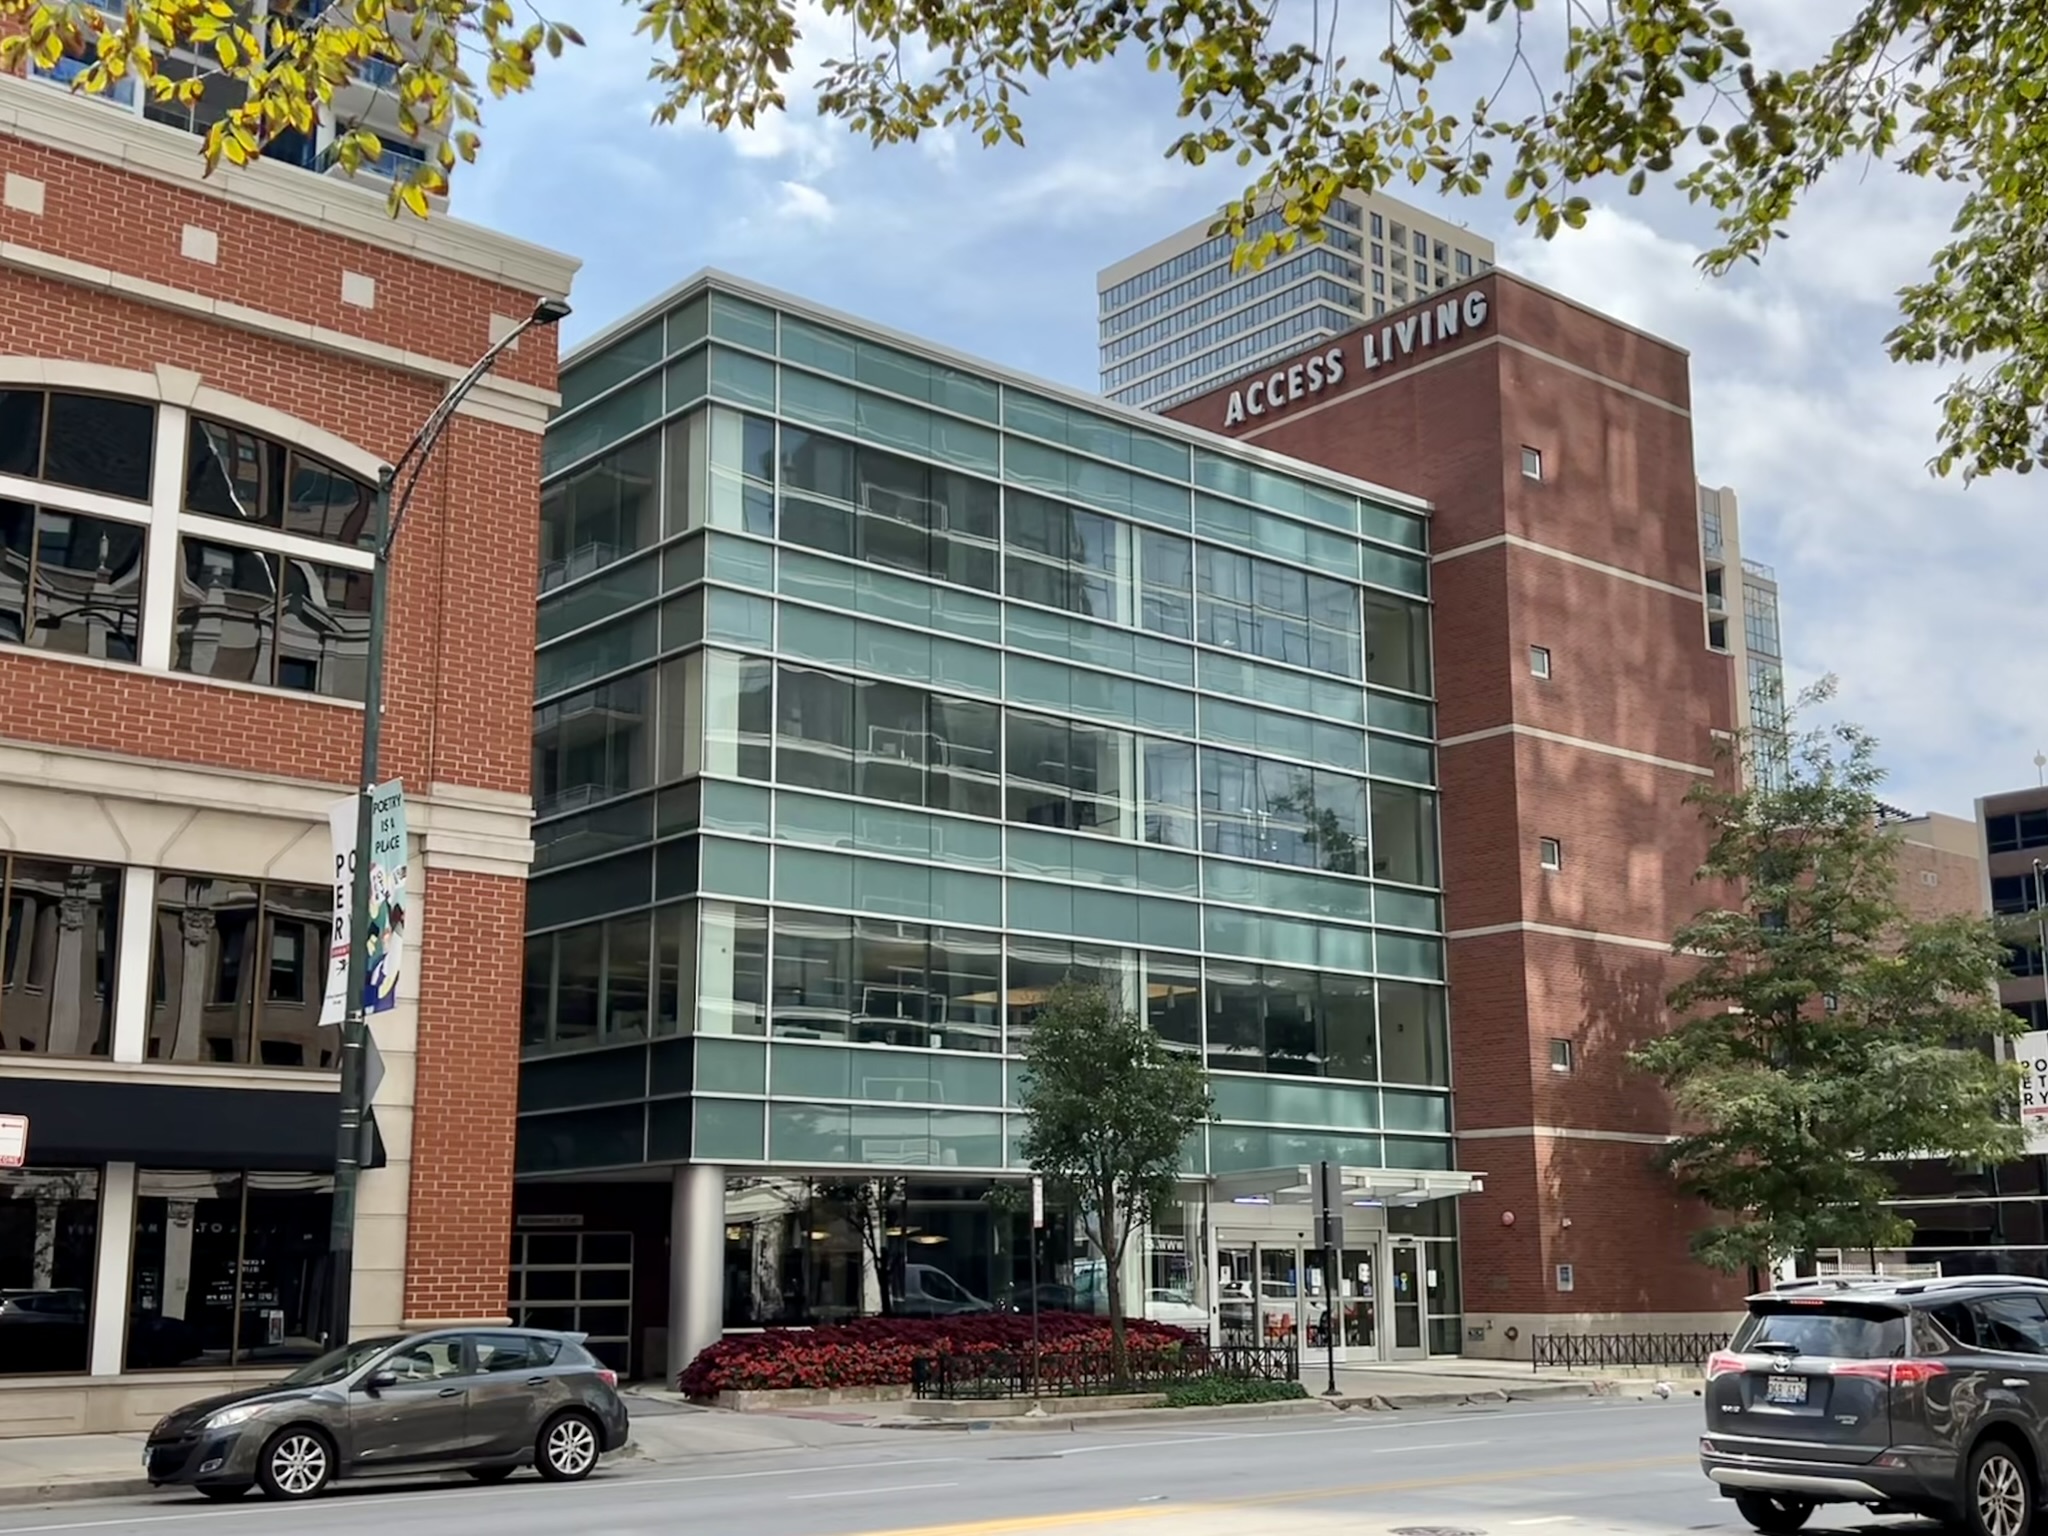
[1172,272,1746,1319]
[0,130,556,1327]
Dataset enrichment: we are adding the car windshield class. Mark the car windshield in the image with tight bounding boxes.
[1737,1304,1906,1359]
[278,1336,405,1386]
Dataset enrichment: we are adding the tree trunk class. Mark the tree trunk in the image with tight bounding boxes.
[1100,1186,1128,1386]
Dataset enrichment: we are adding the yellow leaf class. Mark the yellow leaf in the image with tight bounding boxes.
[398,179,429,217]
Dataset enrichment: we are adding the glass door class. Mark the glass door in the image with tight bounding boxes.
[1388,1239,1425,1359]
[1217,1244,1255,1345]
[1256,1246,1302,1356]
[1337,1246,1378,1361]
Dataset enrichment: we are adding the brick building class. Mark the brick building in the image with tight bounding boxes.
[1168,271,1748,1350]
[0,76,574,1430]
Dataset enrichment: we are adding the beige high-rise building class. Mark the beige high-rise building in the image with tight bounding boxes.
[1097,190,1495,412]
[1698,483,1787,786]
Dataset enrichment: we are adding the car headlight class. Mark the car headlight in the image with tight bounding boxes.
[203,1405,262,1432]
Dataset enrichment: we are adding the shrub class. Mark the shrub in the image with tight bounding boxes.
[679,1311,1196,1396]
[1159,1376,1310,1409]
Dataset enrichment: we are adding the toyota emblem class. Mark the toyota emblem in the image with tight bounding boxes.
[1771,1356,1790,1374]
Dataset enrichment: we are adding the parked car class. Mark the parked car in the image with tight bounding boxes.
[891,1263,993,1317]
[142,1327,628,1501]
[1701,1273,2048,1536]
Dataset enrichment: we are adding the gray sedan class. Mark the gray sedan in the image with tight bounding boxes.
[143,1328,630,1501]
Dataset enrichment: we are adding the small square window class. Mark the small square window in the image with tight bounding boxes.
[1390,222,1407,246]
[1392,251,1407,276]
[1434,240,1448,265]
[1372,271,1385,295]
[1549,1039,1574,1073]
[1708,618,1728,650]
[1521,446,1543,480]
[1529,645,1551,679]
[1414,231,1429,257]
[1539,837,1562,871]
[1456,250,1474,277]
[1372,299,1386,317]
[1371,242,1384,265]
[1392,281,1408,302]
[1371,212,1384,238]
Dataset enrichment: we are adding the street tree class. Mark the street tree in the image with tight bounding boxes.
[1017,979,1211,1379]
[5,1,2044,476]
[1633,679,2024,1277]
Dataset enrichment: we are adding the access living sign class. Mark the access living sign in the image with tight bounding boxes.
[1221,287,1492,428]
[321,781,410,1026]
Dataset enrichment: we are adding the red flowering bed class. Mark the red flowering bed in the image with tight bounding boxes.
[679,1312,1196,1396]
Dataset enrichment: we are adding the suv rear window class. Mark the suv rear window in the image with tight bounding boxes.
[1736,1304,1907,1359]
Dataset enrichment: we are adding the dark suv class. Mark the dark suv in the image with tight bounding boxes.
[1703,1275,2048,1536]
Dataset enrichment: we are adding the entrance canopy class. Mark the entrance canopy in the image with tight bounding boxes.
[1210,1164,1482,1209]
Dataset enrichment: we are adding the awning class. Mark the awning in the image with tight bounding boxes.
[1209,1163,1483,1208]
[0,1076,376,1172]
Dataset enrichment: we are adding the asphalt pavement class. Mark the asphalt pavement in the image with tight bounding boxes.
[0,1398,1935,1536]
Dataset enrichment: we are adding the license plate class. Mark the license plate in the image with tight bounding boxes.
[1764,1375,1809,1406]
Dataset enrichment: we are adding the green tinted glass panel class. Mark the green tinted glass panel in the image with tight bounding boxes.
[663,537,706,593]
[707,535,774,590]
[931,1054,1003,1106]
[931,867,1003,927]
[782,368,858,431]
[1369,734,1436,785]
[694,1099,765,1160]
[700,781,772,837]
[537,554,659,643]
[1383,1136,1453,1170]
[1210,1077,1380,1129]
[932,368,1000,424]
[1382,1090,1450,1134]
[1373,887,1440,932]
[709,347,777,410]
[931,1111,1006,1168]
[546,376,661,476]
[560,321,663,414]
[771,1043,853,1099]
[1362,502,1427,551]
[700,837,770,899]
[697,1036,768,1093]
[664,350,708,416]
[1202,862,1372,923]
[853,859,931,918]
[535,610,655,699]
[780,605,858,667]
[707,590,774,647]
[709,292,777,352]
[1367,691,1435,735]
[769,1103,850,1162]
[776,791,856,849]
[1376,931,1443,979]
[1362,545,1428,597]
[1136,896,1201,950]
[665,297,707,354]
[780,316,858,377]
[775,847,854,907]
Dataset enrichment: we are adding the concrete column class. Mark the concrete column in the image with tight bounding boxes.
[89,1163,138,1377]
[110,867,157,1065]
[667,1163,726,1385]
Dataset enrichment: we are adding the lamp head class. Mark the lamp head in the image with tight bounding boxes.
[531,296,573,327]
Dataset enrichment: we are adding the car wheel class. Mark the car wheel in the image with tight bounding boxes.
[1968,1440,2034,1536]
[1731,1492,1815,1534]
[534,1410,601,1482]
[197,1485,248,1503]
[469,1466,517,1484]
[255,1427,334,1501]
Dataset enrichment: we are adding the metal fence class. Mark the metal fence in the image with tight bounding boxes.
[1530,1331,1727,1373]
[911,1340,1298,1401]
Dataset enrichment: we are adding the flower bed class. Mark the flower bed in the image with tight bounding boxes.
[679,1312,1196,1396]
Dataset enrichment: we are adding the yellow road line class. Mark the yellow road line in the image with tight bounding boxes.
[828,1453,1695,1536]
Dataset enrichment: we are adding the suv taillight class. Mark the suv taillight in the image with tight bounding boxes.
[1707,1351,1744,1379]
[1834,1360,1947,1387]
[598,1367,618,1389]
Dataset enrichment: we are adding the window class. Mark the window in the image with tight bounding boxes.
[1137,530,1193,640]
[186,419,373,544]
[780,427,998,592]
[1005,492,1126,622]
[1197,546,1362,680]
[125,1170,332,1370]
[698,900,769,1036]
[1521,446,1543,481]
[1004,938,1125,1046]
[0,1168,100,1375]
[1205,963,1376,1079]
[772,664,999,818]
[1389,222,1406,248]
[1200,748,1367,874]
[1371,270,1385,295]
[1550,1038,1574,1073]
[1433,239,1448,266]
[532,669,652,819]
[1372,299,1387,318]
[1144,952,1201,1052]
[473,1332,562,1372]
[1379,981,1448,1085]
[1391,281,1408,303]
[1970,1295,2048,1355]
[1006,712,1133,836]
[1456,250,1474,276]
[1370,212,1384,238]
[1988,811,2048,855]
[523,913,650,1050]
[0,856,121,1058]
[0,502,146,661]
[1529,645,1552,679]
[1363,593,1430,694]
[771,909,853,1040]
[148,876,334,1067]
[173,538,372,700]
[1708,618,1728,650]
[1993,875,2044,916]
[1371,783,1440,887]
[1371,242,1384,266]
[1539,837,1563,870]
[1414,230,1429,258]
[539,431,659,591]
[0,389,154,501]
[1392,251,1407,276]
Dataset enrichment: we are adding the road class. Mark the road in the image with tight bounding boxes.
[0,1399,1936,1536]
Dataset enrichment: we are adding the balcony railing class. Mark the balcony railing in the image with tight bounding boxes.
[1741,558,1777,582]
[315,140,428,182]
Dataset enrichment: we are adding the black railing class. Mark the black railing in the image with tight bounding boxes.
[911,1340,1299,1400]
[1531,1331,1727,1372]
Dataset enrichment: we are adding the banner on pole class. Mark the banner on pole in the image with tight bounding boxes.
[321,781,409,1026]
[2020,1031,2048,1155]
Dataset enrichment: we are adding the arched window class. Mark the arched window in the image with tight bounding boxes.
[0,386,376,700]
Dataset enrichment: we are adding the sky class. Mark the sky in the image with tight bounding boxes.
[453,0,2048,824]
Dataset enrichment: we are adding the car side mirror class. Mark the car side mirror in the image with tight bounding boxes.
[364,1370,398,1394]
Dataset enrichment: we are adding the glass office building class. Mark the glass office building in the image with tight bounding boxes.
[516,273,1472,1379]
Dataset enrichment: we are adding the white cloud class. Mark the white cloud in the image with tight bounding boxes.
[774,181,835,225]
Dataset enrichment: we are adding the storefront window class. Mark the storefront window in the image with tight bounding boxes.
[125,1170,333,1370]
[0,1168,99,1376]
[1,856,121,1057]
[147,876,332,1067]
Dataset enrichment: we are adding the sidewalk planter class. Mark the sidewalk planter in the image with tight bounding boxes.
[679,1313,1196,1399]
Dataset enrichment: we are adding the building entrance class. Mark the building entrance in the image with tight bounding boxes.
[1216,1233,1425,1362]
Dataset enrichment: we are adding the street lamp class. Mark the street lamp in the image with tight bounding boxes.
[325,294,572,1349]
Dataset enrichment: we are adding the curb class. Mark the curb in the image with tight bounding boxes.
[0,1478,157,1509]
